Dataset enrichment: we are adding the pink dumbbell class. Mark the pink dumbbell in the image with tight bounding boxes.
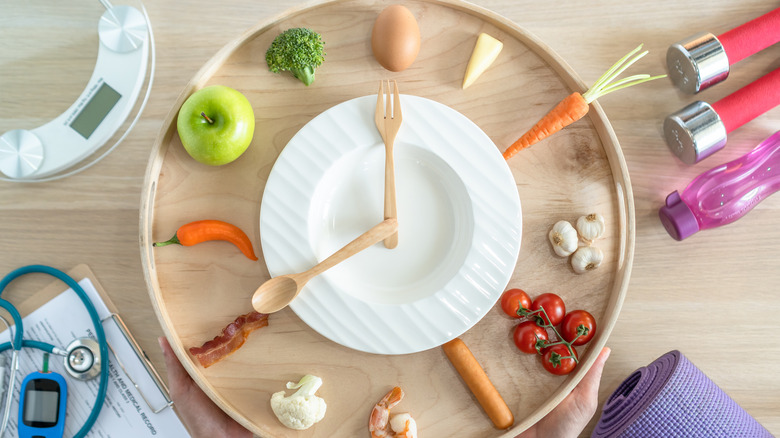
[667,8,780,93]
[664,67,780,164]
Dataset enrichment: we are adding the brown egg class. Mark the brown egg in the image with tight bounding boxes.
[371,5,421,72]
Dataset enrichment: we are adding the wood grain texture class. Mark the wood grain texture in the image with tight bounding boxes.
[1,0,779,437]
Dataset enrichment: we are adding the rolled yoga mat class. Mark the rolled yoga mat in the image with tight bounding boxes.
[591,350,774,438]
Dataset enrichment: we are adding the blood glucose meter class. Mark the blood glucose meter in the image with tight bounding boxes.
[0,1,154,181]
[18,371,67,438]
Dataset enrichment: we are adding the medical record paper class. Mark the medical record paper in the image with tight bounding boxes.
[0,278,190,437]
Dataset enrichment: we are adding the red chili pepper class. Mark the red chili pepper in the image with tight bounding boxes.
[153,220,258,261]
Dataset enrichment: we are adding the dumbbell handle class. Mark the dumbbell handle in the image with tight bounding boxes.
[719,8,780,65]
[713,67,780,133]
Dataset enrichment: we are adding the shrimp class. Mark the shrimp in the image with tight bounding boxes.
[389,413,417,438]
[369,386,417,438]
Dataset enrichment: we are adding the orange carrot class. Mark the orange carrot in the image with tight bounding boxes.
[503,44,666,160]
[503,92,589,159]
[442,338,514,429]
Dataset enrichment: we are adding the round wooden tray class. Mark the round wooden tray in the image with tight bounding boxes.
[139,0,635,436]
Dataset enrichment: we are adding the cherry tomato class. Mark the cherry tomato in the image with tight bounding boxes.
[560,310,597,346]
[512,321,549,354]
[541,343,578,375]
[500,288,532,318]
[530,293,566,326]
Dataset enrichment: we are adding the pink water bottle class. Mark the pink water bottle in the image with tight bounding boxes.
[659,131,780,240]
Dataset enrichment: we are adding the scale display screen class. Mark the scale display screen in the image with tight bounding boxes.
[69,82,122,139]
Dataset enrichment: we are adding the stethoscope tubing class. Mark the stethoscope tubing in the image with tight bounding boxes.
[0,265,109,438]
[0,340,57,355]
[0,302,22,353]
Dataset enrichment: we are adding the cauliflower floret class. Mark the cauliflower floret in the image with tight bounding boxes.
[270,374,327,430]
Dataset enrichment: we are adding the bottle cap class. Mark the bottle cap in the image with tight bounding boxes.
[667,32,730,94]
[664,101,727,165]
[659,191,700,240]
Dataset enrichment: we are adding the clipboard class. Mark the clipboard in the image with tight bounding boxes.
[10,264,173,414]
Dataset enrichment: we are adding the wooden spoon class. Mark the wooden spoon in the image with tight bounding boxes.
[251,218,398,314]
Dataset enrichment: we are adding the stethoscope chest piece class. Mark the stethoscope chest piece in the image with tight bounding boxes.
[64,338,102,381]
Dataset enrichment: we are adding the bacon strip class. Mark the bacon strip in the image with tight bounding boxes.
[189,311,269,368]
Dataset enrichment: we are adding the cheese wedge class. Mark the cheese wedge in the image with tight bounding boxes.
[462,33,503,89]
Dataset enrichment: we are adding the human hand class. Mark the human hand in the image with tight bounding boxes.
[159,337,253,438]
[518,346,611,438]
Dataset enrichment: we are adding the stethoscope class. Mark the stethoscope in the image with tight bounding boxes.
[0,265,109,437]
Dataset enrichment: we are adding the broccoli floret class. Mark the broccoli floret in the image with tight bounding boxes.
[265,28,326,86]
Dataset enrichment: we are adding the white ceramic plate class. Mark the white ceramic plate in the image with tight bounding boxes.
[260,95,521,355]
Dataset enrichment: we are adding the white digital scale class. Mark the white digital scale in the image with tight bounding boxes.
[0,1,154,181]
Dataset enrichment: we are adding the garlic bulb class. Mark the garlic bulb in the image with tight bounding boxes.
[548,220,578,257]
[571,246,604,274]
[576,213,605,243]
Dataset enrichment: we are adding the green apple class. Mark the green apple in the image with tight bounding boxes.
[176,85,255,166]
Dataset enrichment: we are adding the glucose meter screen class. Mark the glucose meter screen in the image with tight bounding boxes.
[23,388,59,426]
[70,82,122,139]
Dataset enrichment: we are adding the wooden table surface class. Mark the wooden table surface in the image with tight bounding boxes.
[1,1,778,436]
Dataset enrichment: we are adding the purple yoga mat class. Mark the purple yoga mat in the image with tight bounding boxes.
[591,350,774,438]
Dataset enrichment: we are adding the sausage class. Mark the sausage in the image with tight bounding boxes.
[442,338,514,429]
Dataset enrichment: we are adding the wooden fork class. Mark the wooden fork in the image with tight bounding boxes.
[375,80,402,249]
